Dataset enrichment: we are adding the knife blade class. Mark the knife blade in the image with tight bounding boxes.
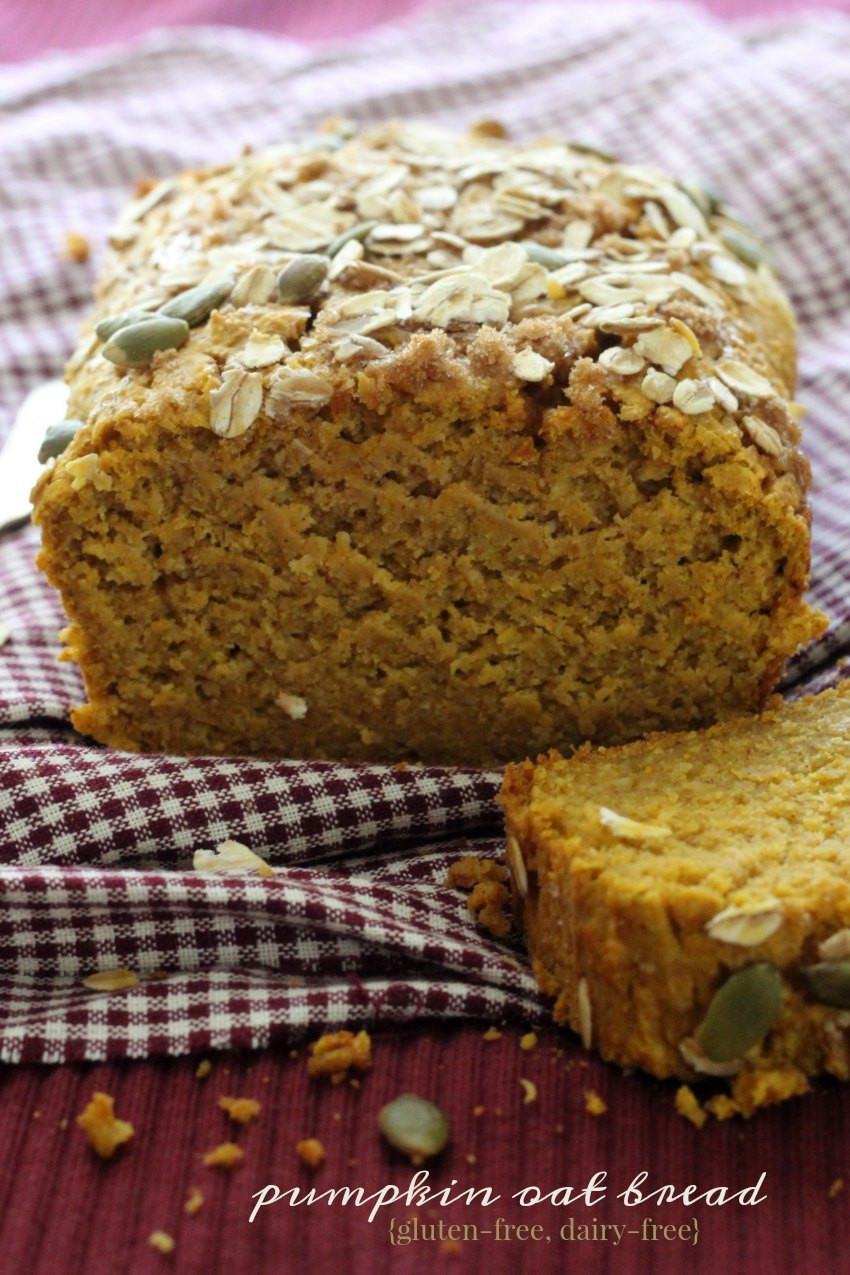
[0,380,68,534]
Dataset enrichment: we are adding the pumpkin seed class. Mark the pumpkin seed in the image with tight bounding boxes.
[102,316,189,366]
[325,221,378,258]
[95,309,158,341]
[718,226,772,271]
[678,178,724,218]
[568,140,618,163]
[158,275,235,327]
[277,255,329,304]
[696,963,782,1063]
[38,418,84,464]
[802,961,850,1009]
[378,1093,450,1162]
[522,241,569,270]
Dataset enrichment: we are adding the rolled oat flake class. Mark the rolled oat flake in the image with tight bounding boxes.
[696,962,782,1063]
[378,1093,450,1161]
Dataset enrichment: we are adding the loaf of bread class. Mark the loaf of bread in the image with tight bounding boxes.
[33,119,825,763]
[501,685,850,1115]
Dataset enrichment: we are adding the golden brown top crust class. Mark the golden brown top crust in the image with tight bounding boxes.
[49,117,805,492]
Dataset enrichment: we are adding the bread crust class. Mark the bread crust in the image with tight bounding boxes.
[33,120,826,762]
[501,685,850,1113]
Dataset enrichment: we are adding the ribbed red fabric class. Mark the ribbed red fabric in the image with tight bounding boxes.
[2,1023,845,1275]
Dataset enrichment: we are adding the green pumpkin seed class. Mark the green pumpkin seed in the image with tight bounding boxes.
[802,961,850,1009]
[678,179,724,219]
[378,1093,450,1161]
[102,315,189,367]
[522,241,569,270]
[277,255,329,304]
[325,220,378,258]
[718,226,772,271]
[696,963,782,1063]
[38,419,84,464]
[158,275,235,327]
[95,309,159,341]
[568,141,618,163]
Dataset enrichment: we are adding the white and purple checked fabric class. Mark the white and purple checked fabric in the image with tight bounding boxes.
[2,1,850,1062]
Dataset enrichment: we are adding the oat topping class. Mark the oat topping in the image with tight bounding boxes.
[672,377,716,415]
[78,120,790,460]
[598,805,672,840]
[706,899,783,947]
[82,967,140,991]
[193,838,274,876]
[577,977,593,1050]
[276,691,308,720]
[641,368,676,404]
[741,414,784,457]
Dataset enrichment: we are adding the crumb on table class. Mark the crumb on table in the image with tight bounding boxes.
[307,1029,372,1084]
[184,1187,204,1215]
[674,1085,707,1129]
[148,1231,174,1255]
[76,1092,134,1159]
[202,1141,244,1169]
[218,1095,261,1124]
[296,1138,326,1168]
[584,1089,607,1116]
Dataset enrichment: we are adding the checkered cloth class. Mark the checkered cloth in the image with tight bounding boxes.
[2,0,850,1063]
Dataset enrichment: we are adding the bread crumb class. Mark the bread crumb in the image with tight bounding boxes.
[519,1031,538,1051]
[675,1085,708,1129]
[482,1027,502,1042]
[465,1153,477,1165]
[184,1187,204,1215]
[64,230,90,262]
[703,1093,739,1121]
[58,1118,68,1130]
[441,1238,464,1256]
[445,856,508,890]
[307,1030,371,1083]
[218,1096,261,1125]
[829,1178,844,1200]
[446,856,512,938]
[467,880,511,937]
[195,1059,212,1080]
[148,1232,174,1255]
[77,1092,134,1159]
[32,1110,41,1120]
[202,1141,244,1168]
[730,1065,809,1116]
[584,1090,607,1116]
[296,1138,326,1168]
[520,1078,537,1105]
[82,967,139,992]
[473,1105,485,1117]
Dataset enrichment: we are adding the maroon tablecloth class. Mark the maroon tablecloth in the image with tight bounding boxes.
[3,2,850,1273]
[5,1022,849,1275]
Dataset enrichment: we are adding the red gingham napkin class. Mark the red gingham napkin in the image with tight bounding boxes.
[2,0,850,1063]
